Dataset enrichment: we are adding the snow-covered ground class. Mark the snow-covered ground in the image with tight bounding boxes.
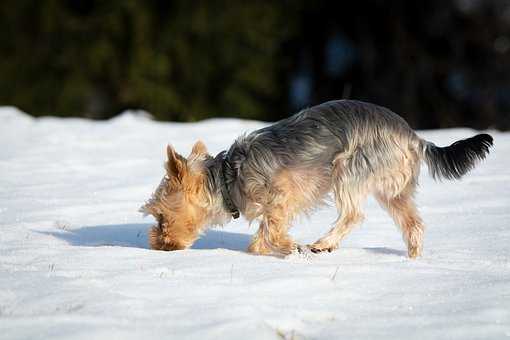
[0,107,509,340]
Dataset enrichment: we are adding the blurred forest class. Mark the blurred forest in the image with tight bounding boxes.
[1,0,509,129]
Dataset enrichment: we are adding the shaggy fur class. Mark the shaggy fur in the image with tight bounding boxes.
[140,100,493,258]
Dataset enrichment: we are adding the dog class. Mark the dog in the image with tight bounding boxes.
[140,100,493,258]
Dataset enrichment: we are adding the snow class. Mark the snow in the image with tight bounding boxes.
[1,107,509,339]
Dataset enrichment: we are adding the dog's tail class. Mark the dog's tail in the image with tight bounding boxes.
[422,133,493,180]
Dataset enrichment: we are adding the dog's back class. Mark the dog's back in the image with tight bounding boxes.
[227,99,420,183]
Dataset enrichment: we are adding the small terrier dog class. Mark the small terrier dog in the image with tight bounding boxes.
[140,100,493,258]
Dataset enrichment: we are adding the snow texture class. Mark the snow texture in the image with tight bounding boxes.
[1,107,509,339]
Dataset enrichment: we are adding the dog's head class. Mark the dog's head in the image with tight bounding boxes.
[140,141,215,251]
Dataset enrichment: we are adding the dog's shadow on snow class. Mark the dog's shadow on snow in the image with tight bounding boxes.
[41,224,251,252]
[41,224,406,257]
[362,247,407,257]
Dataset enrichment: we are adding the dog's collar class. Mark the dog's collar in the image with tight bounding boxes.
[219,151,240,219]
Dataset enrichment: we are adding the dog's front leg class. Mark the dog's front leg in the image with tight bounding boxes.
[247,206,296,256]
[247,221,274,255]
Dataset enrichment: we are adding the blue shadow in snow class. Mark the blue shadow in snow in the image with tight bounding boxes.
[40,223,251,252]
[363,247,407,257]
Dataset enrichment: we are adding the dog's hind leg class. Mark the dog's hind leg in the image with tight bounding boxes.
[375,183,424,258]
[309,154,369,253]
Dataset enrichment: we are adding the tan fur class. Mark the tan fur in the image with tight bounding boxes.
[248,168,331,255]
[141,142,228,251]
[376,186,424,258]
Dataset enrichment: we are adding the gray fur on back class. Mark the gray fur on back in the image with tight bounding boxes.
[222,100,419,212]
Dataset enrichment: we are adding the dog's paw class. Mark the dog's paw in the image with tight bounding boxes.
[296,244,311,254]
[407,245,422,259]
[285,244,315,260]
[307,244,335,254]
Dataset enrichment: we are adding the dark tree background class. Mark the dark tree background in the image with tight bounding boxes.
[1,0,509,129]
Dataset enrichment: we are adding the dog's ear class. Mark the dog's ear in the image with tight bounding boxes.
[189,140,208,159]
[166,145,187,180]
[186,141,209,176]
